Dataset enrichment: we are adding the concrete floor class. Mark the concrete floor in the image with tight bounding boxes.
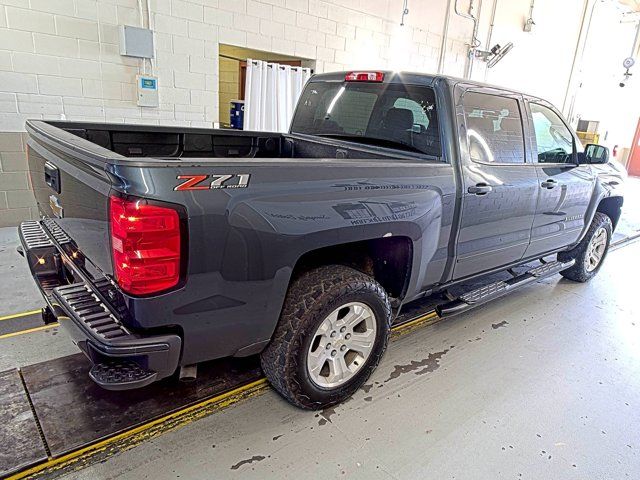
[1,239,635,480]
[63,240,640,479]
[1,180,639,479]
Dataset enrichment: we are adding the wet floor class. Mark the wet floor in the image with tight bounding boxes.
[53,239,640,480]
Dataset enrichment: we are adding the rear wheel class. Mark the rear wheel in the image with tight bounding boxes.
[260,265,391,409]
[559,212,612,282]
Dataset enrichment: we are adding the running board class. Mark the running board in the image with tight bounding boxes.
[436,259,575,318]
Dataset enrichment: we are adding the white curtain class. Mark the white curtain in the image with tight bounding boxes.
[244,59,311,132]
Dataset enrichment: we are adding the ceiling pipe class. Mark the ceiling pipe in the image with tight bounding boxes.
[524,0,536,32]
[437,0,454,74]
[454,0,483,79]
[563,0,599,121]
[630,15,640,57]
[400,0,409,26]
[483,0,499,82]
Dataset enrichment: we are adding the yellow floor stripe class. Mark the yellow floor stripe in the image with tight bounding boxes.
[6,379,270,480]
[0,309,41,322]
[0,324,59,340]
[8,310,440,479]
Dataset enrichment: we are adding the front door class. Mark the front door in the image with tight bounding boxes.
[453,89,539,279]
[524,101,595,257]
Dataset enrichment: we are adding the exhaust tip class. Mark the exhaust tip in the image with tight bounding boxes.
[179,364,198,383]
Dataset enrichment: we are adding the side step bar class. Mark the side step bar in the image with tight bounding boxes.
[436,259,575,318]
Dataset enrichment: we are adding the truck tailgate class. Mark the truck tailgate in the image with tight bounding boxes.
[26,120,114,276]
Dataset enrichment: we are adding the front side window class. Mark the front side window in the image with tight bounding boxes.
[530,103,575,164]
[462,92,526,164]
[291,82,441,158]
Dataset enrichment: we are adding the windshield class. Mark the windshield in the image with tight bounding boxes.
[290,82,441,158]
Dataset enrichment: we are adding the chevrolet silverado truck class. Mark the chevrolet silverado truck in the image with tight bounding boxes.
[19,71,625,409]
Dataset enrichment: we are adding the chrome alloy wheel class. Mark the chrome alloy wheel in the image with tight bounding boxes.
[585,226,608,272]
[306,302,377,389]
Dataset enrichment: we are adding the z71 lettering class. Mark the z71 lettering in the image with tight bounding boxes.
[174,174,250,191]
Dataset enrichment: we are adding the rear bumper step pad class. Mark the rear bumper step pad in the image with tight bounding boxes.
[19,220,182,390]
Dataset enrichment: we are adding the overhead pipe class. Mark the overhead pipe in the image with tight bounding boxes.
[454,0,483,79]
[524,0,535,32]
[483,0,499,81]
[563,0,599,120]
[630,15,640,58]
[437,0,454,74]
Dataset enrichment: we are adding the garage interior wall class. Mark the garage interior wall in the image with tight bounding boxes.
[0,0,628,226]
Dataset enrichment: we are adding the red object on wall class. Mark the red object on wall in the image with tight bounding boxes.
[628,118,640,177]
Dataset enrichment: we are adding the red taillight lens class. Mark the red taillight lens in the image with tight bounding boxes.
[345,71,384,82]
[109,195,181,296]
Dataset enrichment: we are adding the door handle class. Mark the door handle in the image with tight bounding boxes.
[541,179,558,189]
[467,183,493,195]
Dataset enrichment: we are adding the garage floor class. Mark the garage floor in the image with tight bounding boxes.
[41,238,636,480]
[1,179,639,479]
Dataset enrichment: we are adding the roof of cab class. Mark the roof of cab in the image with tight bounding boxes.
[308,70,544,103]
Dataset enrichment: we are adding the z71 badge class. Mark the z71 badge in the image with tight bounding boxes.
[174,174,251,191]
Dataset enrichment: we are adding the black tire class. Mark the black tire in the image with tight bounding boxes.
[558,212,612,282]
[260,265,391,410]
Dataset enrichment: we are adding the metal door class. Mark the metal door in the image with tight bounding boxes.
[453,88,538,279]
[524,100,595,256]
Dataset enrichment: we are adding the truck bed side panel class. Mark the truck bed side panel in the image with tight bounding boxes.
[110,160,456,364]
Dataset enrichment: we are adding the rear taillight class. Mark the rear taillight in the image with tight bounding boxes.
[109,195,181,296]
[345,71,384,82]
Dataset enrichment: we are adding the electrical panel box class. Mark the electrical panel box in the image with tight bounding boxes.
[119,25,154,59]
[136,75,159,108]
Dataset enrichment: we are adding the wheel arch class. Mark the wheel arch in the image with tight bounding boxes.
[290,236,414,304]
[596,196,623,231]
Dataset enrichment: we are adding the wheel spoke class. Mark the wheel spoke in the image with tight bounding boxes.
[308,343,325,359]
[341,304,369,328]
[309,356,326,376]
[316,318,333,338]
[327,355,349,383]
[347,330,374,355]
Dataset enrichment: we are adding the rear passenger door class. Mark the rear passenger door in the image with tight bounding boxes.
[523,100,595,257]
[454,89,539,279]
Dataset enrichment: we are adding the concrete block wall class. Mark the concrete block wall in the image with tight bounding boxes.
[0,132,36,227]
[0,0,476,226]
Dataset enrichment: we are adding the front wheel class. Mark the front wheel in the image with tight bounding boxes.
[260,265,391,409]
[559,212,612,282]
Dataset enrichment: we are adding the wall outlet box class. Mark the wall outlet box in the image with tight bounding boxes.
[119,25,154,58]
[136,75,159,107]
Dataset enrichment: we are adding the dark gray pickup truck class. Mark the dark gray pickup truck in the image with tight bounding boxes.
[19,71,625,409]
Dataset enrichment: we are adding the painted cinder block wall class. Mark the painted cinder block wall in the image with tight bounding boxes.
[0,0,587,227]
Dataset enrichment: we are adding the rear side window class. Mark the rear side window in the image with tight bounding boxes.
[463,92,525,164]
[291,82,441,158]
[530,103,576,164]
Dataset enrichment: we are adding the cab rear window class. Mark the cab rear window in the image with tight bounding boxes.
[290,82,441,158]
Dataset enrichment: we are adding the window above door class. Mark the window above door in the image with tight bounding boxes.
[530,103,576,164]
[462,91,526,165]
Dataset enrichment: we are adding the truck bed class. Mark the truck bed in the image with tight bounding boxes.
[40,121,421,162]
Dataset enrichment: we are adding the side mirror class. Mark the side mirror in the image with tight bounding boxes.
[584,144,609,164]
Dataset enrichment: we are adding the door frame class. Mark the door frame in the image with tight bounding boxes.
[451,84,539,280]
[627,117,640,176]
